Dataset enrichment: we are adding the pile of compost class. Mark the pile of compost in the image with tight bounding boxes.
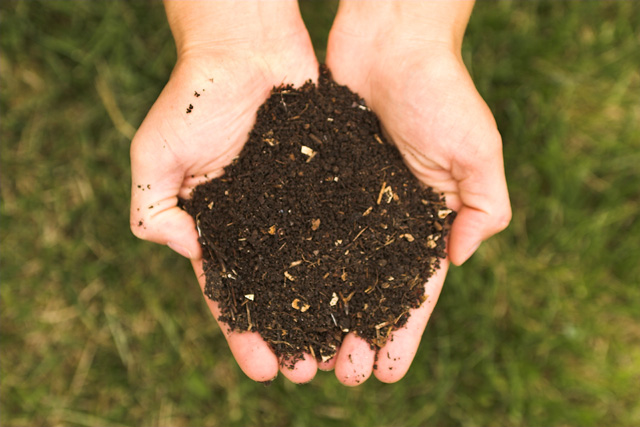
[183,66,455,364]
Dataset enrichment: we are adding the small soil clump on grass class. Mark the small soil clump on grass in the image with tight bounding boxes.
[183,66,455,365]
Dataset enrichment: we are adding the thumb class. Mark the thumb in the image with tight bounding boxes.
[447,132,511,266]
[129,136,202,260]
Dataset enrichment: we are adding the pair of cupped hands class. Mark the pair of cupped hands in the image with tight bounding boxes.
[130,1,510,386]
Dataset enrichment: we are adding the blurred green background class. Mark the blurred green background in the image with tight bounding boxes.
[2,1,639,426]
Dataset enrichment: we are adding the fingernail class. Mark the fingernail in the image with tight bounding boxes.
[167,241,192,259]
[461,241,482,264]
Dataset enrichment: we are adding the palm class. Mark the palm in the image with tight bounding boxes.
[134,52,318,200]
[331,47,489,206]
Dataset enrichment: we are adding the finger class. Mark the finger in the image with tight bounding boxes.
[130,131,203,260]
[318,354,337,371]
[374,259,448,383]
[279,353,318,384]
[191,259,279,382]
[334,333,376,386]
[448,132,511,265]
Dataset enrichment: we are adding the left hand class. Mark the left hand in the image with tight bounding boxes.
[130,0,321,384]
[324,2,511,384]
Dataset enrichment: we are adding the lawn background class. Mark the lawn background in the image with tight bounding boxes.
[1,1,639,426]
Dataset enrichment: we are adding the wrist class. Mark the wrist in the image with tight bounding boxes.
[331,0,474,51]
[164,0,307,57]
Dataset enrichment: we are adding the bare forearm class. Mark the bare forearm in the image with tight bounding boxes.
[163,0,306,55]
[333,0,474,49]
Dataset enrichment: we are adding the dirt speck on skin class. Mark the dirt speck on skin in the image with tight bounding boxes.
[182,65,455,365]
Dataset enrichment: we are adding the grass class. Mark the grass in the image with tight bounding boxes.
[2,1,639,426]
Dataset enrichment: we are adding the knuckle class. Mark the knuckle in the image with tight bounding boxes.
[494,208,512,232]
[130,216,149,240]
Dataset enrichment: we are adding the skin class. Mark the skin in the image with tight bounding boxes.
[130,0,511,385]
[130,0,319,382]
[325,0,511,383]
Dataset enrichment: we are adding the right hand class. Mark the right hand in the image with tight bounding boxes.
[130,3,319,383]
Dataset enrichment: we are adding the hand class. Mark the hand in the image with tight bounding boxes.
[325,1,511,383]
[130,1,319,383]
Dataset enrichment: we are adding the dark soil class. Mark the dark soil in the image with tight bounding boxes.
[182,66,455,365]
